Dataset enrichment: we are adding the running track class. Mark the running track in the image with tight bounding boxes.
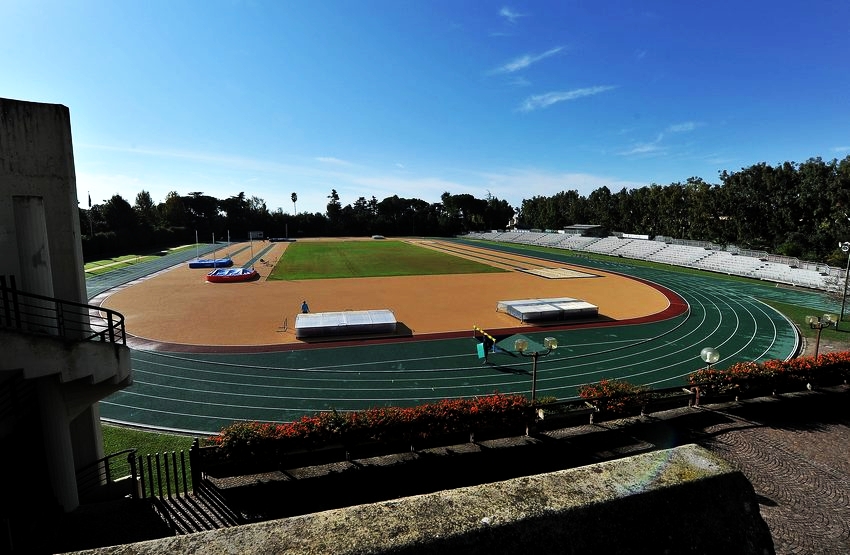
[95,239,840,435]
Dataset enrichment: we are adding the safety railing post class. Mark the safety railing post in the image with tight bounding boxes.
[129,452,139,500]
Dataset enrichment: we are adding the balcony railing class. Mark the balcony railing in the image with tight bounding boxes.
[0,275,125,346]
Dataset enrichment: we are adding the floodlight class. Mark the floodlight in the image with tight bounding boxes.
[700,347,720,365]
[514,338,528,353]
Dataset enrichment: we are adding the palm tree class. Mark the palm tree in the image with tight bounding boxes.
[291,192,297,215]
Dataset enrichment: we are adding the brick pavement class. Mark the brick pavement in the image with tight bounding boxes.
[694,389,850,555]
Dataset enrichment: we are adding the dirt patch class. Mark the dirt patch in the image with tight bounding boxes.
[100,239,675,348]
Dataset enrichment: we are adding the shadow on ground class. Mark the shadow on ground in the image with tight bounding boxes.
[36,386,850,554]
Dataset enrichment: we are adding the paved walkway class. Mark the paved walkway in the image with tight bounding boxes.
[696,390,850,554]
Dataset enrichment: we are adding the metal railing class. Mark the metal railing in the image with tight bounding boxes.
[137,450,192,501]
[76,449,138,503]
[0,275,125,346]
[76,447,193,499]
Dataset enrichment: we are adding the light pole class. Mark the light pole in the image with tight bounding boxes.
[699,346,720,370]
[839,242,850,330]
[692,347,720,406]
[805,313,837,358]
[515,336,558,403]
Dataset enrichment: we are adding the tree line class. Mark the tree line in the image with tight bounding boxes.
[517,156,850,265]
[81,155,850,265]
[80,189,514,260]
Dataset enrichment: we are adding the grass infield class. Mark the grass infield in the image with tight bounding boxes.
[269,239,506,280]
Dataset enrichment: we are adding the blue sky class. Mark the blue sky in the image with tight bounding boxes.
[3,1,849,216]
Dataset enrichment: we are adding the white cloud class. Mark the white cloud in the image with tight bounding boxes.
[619,131,666,157]
[620,142,665,156]
[493,47,563,74]
[666,122,698,133]
[518,86,616,112]
[499,7,526,24]
[618,123,700,157]
[831,146,850,153]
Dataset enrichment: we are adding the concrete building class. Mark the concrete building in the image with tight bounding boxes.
[0,98,132,539]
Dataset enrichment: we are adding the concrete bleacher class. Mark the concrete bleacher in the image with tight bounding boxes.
[513,231,546,245]
[750,262,793,283]
[495,231,525,243]
[534,233,569,247]
[460,231,837,291]
[748,262,827,289]
[646,244,710,267]
[558,235,600,250]
[725,254,766,274]
[612,238,668,260]
[583,236,629,255]
[693,251,764,274]
[788,269,829,289]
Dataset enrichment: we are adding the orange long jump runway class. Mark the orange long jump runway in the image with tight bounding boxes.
[100,239,680,350]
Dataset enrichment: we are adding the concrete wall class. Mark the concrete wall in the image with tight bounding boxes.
[0,97,131,514]
[69,444,775,554]
[2,328,131,387]
[0,97,86,304]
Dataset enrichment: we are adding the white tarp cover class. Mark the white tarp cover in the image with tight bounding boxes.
[497,297,599,322]
[295,309,397,338]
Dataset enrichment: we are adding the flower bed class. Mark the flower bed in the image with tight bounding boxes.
[577,379,649,415]
[206,394,534,465]
[689,351,850,397]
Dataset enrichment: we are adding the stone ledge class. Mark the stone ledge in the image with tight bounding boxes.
[67,444,774,554]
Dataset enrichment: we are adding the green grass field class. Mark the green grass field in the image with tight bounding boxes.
[103,425,196,489]
[761,299,850,344]
[103,424,195,456]
[269,240,506,280]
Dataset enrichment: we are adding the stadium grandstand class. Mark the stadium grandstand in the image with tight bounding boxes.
[463,230,844,293]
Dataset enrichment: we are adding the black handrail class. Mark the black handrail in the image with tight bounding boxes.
[75,448,138,502]
[0,275,125,346]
